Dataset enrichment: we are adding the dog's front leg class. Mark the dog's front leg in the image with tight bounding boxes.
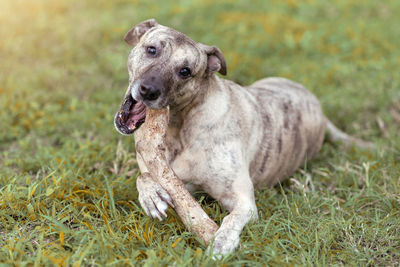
[136,172,174,220]
[211,175,258,255]
[135,152,173,221]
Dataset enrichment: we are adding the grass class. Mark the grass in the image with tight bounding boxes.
[1,0,400,265]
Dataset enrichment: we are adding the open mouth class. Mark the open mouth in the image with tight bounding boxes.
[114,91,146,135]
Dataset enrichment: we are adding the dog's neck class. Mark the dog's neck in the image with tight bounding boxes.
[169,75,223,128]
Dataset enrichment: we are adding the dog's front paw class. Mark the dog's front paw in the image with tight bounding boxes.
[136,173,174,221]
[211,228,241,256]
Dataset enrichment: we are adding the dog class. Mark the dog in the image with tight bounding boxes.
[114,19,371,255]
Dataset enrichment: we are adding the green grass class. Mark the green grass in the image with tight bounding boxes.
[1,0,400,265]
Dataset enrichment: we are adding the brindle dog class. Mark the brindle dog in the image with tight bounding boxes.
[114,19,370,255]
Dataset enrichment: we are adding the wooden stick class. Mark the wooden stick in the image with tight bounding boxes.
[135,108,219,245]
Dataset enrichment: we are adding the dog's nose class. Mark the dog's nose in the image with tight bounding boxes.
[139,84,161,101]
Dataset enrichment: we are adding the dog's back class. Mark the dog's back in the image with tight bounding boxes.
[245,77,326,188]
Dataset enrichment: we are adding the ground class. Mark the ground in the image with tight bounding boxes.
[1,0,399,265]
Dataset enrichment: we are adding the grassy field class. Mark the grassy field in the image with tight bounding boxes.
[1,0,400,265]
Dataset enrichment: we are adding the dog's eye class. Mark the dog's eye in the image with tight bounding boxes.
[179,67,191,78]
[146,46,156,55]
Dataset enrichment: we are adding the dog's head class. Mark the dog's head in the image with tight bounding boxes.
[114,19,227,135]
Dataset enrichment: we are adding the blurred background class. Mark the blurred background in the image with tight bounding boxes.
[1,0,399,150]
[1,0,399,265]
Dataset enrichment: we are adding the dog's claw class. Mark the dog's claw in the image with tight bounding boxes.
[137,173,172,220]
[157,188,174,208]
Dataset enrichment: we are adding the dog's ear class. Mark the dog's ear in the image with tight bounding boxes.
[124,19,158,46]
[199,43,227,76]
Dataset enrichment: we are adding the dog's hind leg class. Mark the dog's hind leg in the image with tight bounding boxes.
[325,119,375,149]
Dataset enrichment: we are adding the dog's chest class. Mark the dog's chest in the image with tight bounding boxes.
[163,121,214,186]
[164,125,183,163]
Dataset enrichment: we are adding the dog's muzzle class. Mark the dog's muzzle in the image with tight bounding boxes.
[139,83,161,101]
[114,89,147,135]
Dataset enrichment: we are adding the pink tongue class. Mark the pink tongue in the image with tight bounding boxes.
[127,101,146,128]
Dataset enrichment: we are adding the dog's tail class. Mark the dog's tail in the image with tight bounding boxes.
[325,119,375,150]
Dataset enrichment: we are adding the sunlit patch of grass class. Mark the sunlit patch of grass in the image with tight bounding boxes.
[1,0,400,265]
